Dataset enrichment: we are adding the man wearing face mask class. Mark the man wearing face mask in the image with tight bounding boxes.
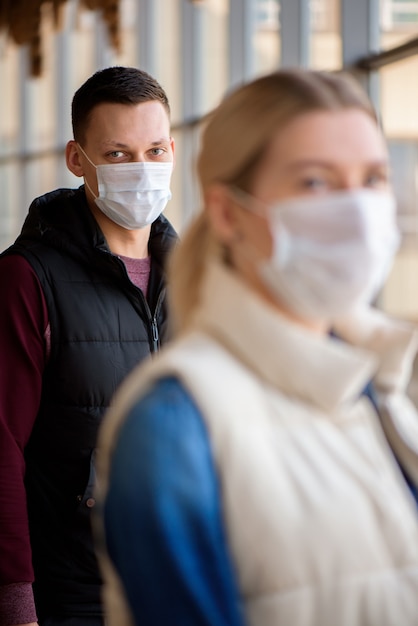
[0,66,178,626]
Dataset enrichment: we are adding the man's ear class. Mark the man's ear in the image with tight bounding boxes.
[66,140,84,178]
[170,136,175,169]
[205,184,240,244]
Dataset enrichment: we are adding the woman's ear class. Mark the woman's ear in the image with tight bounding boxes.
[205,184,240,244]
[66,140,84,178]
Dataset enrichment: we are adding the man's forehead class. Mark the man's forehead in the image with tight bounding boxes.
[84,103,171,146]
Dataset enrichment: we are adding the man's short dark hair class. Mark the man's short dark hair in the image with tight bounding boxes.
[72,66,170,144]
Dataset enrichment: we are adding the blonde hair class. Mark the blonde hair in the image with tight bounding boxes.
[169,68,378,334]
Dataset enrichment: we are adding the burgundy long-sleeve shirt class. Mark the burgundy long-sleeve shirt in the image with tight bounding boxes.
[0,253,150,625]
[0,255,47,623]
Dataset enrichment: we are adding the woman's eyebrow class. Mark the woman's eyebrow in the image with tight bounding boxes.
[284,158,389,171]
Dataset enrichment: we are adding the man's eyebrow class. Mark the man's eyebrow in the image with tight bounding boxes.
[100,138,171,149]
[150,137,171,145]
[101,141,129,149]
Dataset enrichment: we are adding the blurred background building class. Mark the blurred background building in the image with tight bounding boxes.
[1,0,418,320]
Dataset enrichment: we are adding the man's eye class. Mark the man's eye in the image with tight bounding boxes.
[108,151,124,158]
[150,148,164,156]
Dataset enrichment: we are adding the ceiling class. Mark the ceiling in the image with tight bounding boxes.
[0,0,200,76]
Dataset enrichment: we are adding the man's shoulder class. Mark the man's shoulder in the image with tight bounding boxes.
[21,186,87,236]
[30,185,85,210]
[2,185,90,267]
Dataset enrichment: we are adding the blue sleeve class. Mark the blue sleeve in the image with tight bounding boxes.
[362,380,418,507]
[103,376,247,626]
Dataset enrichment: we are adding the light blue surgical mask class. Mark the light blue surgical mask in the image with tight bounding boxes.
[231,187,400,320]
[78,144,173,230]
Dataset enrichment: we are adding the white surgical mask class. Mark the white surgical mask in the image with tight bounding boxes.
[233,188,400,320]
[78,144,173,229]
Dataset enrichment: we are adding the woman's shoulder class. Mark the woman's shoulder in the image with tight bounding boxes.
[119,375,207,442]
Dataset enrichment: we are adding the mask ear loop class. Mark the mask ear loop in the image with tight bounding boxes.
[229,185,292,267]
[228,186,268,217]
[224,187,274,268]
[76,143,98,169]
[76,143,99,200]
[83,178,99,201]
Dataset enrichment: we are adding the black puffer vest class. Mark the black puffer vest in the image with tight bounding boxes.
[4,187,177,618]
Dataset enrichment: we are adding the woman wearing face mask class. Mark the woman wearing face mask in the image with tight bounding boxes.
[95,69,418,626]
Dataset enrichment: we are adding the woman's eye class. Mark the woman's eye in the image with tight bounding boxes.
[300,177,328,190]
[365,172,389,188]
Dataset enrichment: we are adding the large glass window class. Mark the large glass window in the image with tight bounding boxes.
[255,0,280,73]
[378,1,418,321]
[311,0,341,70]
[382,0,418,32]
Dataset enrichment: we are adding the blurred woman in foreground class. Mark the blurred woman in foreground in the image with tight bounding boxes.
[96,68,418,626]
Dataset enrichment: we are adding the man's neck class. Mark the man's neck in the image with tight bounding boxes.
[91,203,152,259]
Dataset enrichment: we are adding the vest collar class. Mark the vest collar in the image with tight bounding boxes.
[193,259,418,413]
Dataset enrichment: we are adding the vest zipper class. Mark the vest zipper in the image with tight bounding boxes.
[108,253,164,354]
[151,318,159,352]
[150,288,166,353]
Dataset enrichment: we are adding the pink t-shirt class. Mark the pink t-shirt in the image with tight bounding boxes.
[119,255,151,297]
